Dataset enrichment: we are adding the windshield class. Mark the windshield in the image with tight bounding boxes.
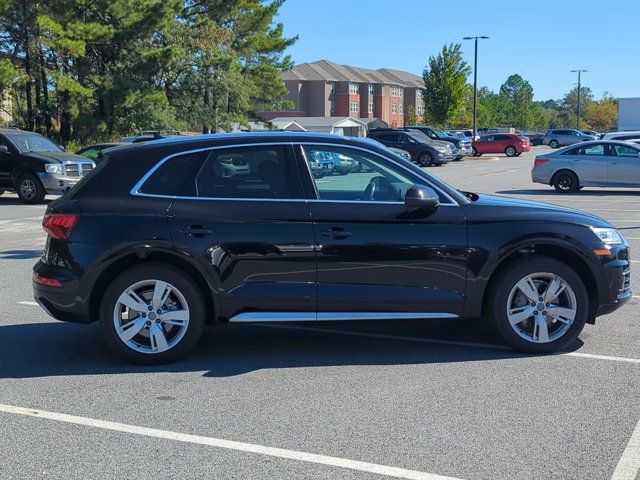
[407,131,431,144]
[430,127,449,139]
[5,133,62,153]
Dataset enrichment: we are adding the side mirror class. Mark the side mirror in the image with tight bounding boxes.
[0,145,8,155]
[59,144,65,151]
[404,184,439,213]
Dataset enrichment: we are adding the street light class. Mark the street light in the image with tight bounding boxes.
[463,36,489,139]
[570,69,587,130]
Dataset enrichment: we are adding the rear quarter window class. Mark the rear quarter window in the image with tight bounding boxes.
[138,151,203,196]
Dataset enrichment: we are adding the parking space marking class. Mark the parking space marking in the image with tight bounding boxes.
[18,301,38,306]
[611,417,640,480]
[0,403,464,480]
[257,324,640,365]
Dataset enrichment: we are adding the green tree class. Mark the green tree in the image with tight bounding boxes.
[499,74,534,129]
[585,93,617,132]
[405,104,417,126]
[421,43,471,128]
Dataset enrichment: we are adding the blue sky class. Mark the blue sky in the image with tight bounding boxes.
[277,0,639,101]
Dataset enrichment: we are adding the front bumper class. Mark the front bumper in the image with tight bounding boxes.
[457,146,473,158]
[594,245,632,318]
[37,173,79,195]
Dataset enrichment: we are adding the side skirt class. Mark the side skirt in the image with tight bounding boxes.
[229,312,459,323]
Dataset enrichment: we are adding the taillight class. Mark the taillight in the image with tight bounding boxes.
[534,158,550,167]
[33,273,62,287]
[42,213,78,240]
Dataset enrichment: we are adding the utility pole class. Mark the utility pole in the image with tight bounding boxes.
[571,69,587,130]
[463,36,489,139]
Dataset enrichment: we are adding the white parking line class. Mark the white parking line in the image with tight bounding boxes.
[257,324,640,365]
[0,403,463,480]
[18,301,38,306]
[610,416,640,480]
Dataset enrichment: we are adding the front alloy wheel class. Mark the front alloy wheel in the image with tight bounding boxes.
[100,263,205,363]
[489,256,588,353]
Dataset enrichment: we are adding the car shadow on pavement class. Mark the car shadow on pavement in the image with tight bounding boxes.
[0,249,43,260]
[495,189,639,197]
[0,318,583,379]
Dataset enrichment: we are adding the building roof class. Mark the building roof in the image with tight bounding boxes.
[282,60,424,88]
[270,116,367,128]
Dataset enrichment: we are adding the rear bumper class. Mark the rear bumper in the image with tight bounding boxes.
[33,260,92,323]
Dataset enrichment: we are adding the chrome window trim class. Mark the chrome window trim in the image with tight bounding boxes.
[229,311,459,322]
[130,141,460,206]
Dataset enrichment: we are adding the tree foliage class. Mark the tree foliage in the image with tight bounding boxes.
[0,0,296,143]
[421,43,471,128]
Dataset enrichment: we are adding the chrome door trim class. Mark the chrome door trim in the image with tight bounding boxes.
[229,311,459,322]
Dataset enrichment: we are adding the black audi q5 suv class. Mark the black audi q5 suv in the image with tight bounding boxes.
[33,133,631,363]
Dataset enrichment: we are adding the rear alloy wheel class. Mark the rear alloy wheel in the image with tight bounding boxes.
[418,152,433,167]
[16,173,46,204]
[489,256,588,353]
[549,140,560,148]
[100,263,205,364]
[472,147,482,157]
[505,146,517,157]
[552,170,579,193]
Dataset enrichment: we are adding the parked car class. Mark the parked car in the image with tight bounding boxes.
[581,130,601,139]
[543,129,597,148]
[121,130,181,143]
[532,140,640,192]
[76,142,127,164]
[33,132,631,363]
[525,132,545,146]
[454,129,480,141]
[405,125,473,159]
[0,128,94,203]
[472,133,531,157]
[308,150,335,178]
[602,131,640,141]
[368,129,453,166]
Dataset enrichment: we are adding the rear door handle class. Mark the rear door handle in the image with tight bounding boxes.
[179,225,213,237]
[322,226,352,239]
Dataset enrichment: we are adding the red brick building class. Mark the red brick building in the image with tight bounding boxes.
[259,60,425,127]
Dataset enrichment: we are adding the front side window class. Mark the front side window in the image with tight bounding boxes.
[612,144,640,157]
[178,146,300,200]
[583,144,605,155]
[302,145,418,202]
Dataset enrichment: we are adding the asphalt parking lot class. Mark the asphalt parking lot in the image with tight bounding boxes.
[0,146,638,480]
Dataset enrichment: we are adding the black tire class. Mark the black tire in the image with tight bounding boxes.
[99,263,206,364]
[549,139,560,148]
[472,147,482,157]
[505,146,517,157]
[418,152,433,167]
[488,256,588,353]
[552,170,579,193]
[16,173,46,204]
[515,152,522,157]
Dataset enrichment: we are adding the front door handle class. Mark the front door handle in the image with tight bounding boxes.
[322,226,352,239]
[179,225,213,237]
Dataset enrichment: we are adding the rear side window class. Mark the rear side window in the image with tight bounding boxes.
[138,151,203,196]
[180,145,302,200]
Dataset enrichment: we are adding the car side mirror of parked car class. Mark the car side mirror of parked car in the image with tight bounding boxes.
[0,145,8,155]
[404,184,439,214]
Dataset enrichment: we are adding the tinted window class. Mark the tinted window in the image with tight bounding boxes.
[78,147,100,160]
[302,145,418,202]
[139,151,203,195]
[612,144,640,157]
[182,146,299,200]
[563,144,605,156]
[374,133,400,142]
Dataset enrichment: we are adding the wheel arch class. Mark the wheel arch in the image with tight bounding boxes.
[550,168,580,187]
[88,248,219,325]
[477,240,600,324]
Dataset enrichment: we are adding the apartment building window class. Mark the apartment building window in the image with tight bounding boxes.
[369,84,375,95]
[368,102,374,114]
[349,101,359,113]
[330,101,335,114]
[349,82,359,94]
[399,104,403,115]
[391,86,400,97]
[329,82,335,94]
[392,103,397,114]
[416,104,424,115]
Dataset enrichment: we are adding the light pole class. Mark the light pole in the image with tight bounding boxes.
[463,36,489,139]
[571,69,587,130]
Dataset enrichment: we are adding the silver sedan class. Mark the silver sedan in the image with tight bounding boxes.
[532,140,640,192]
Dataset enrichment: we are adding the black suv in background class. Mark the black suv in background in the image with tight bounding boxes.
[33,132,631,363]
[0,128,94,203]
[367,128,454,166]
[405,125,473,159]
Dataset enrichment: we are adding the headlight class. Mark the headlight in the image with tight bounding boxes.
[590,227,625,245]
[437,152,444,157]
[45,164,62,174]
